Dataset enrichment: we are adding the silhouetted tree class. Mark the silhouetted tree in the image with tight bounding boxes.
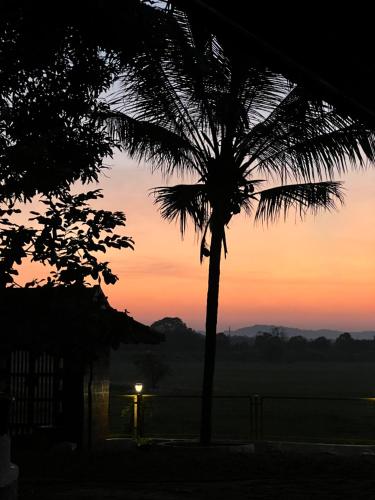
[304,336,330,361]
[336,332,354,346]
[0,1,170,202]
[287,335,308,360]
[288,335,308,350]
[0,9,117,201]
[107,7,375,443]
[335,332,355,360]
[0,190,133,287]
[270,327,287,340]
[255,332,285,362]
[151,317,204,351]
[312,336,331,352]
[151,317,193,335]
[133,350,171,389]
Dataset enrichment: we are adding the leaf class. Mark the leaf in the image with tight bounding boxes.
[106,111,198,175]
[152,184,209,235]
[254,181,344,224]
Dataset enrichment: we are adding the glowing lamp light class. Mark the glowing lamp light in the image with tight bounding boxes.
[134,383,143,394]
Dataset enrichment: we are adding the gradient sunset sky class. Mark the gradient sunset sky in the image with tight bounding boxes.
[20,152,375,332]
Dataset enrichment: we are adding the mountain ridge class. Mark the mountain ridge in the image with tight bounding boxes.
[224,324,375,340]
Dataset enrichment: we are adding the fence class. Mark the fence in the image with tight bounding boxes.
[109,393,375,443]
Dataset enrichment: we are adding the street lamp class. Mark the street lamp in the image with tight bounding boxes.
[134,383,143,394]
[133,383,143,444]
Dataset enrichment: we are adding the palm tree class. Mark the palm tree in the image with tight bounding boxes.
[107,8,375,444]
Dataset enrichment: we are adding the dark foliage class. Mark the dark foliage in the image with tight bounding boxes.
[0,1,178,201]
[150,319,375,364]
[151,317,205,351]
[0,190,133,287]
[133,350,171,389]
[108,5,375,443]
[220,331,375,363]
[0,5,118,201]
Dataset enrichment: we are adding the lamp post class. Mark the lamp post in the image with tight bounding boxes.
[133,383,143,444]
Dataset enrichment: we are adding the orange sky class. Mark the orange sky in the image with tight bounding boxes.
[19,152,375,332]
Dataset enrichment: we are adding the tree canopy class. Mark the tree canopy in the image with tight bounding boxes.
[106,5,375,443]
[0,4,118,201]
[0,190,133,288]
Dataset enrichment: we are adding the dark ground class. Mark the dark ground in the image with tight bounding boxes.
[15,440,375,499]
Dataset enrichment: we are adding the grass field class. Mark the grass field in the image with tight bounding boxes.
[109,348,375,443]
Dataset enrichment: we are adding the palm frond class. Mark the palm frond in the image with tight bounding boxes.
[152,184,209,235]
[112,7,234,161]
[240,196,256,217]
[169,10,232,149]
[107,8,373,246]
[105,111,199,175]
[254,181,344,224]
[114,52,209,160]
[240,86,375,182]
[256,125,375,183]
[239,69,292,130]
[237,85,305,163]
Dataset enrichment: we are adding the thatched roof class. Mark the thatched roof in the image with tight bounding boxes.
[0,286,163,353]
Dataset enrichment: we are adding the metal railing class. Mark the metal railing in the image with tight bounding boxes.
[109,393,375,443]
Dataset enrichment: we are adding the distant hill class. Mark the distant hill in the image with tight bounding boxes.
[151,317,204,351]
[151,317,202,336]
[224,324,375,340]
[150,317,375,341]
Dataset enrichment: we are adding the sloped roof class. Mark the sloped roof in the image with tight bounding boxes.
[0,286,163,352]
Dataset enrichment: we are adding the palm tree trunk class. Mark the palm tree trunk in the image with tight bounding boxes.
[200,214,223,445]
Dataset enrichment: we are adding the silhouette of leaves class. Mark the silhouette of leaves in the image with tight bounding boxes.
[254,181,344,224]
[0,190,133,287]
[107,7,374,255]
[152,184,209,235]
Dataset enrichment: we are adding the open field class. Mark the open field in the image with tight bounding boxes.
[110,350,375,443]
